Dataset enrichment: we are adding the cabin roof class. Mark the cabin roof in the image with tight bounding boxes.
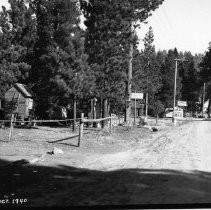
[14,83,33,98]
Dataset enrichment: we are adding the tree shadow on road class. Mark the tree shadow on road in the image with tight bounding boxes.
[0,158,211,208]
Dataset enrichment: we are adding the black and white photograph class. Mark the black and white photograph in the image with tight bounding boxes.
[0,0,211,208]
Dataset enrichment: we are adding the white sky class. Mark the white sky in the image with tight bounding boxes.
[1,0,211,54]
[137,0,211,54]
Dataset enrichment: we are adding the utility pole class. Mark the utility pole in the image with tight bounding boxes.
[202,82,206,118]
[134,90,136,126]
[173,58,187,125]
[145,61,149,122]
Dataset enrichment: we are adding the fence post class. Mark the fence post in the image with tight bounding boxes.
[8,114,14,142]
[73,95,77,132]
[109,114,112,134]
[78,113,84,147]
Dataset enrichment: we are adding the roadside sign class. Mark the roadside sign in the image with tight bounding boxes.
[174,109,183,118]
[131,92,144,99]
[177,101,187,107]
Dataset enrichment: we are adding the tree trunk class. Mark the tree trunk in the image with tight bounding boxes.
[145,91,148,121]
[125,42,133,124]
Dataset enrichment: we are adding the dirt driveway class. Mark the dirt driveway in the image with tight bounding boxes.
[1,119,211,207]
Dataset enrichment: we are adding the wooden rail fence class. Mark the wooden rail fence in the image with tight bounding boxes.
[1,113,118,146]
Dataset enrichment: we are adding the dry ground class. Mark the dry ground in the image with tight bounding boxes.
[0,118,211,207]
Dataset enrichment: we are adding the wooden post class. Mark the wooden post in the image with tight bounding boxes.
[73,95,76,132]
[8,114,14,142]
[134,90,136,126]
[78,113,84,147]
[156,114,158,126]
[102,98,108,128]
[109,114,112,134]
[93,97,97,127]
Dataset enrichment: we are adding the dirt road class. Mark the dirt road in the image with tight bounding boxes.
[83,120,209,172]
[1,119,211,206]
[195,120,211,172]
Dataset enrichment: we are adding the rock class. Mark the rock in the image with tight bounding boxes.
[52,147,64,155]
[152,127,158,132]
[143,125,152,130]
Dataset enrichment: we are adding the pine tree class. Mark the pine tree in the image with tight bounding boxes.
[80,0,165,121]
[133,27,163,118]
[0,0,34,99]
[199,42,211,82]
[199,42,211,117]
[159,48,182,108]
[180,52,199,112]
[30,0,95,118]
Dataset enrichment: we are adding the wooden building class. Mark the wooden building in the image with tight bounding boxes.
[4,83,34,120]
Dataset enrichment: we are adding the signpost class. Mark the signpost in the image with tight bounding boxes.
[131,92,143,125]
[177,101,187,107]
[131,93,144,100]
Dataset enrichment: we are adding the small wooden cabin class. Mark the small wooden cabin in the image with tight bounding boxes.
[4,83,34,120]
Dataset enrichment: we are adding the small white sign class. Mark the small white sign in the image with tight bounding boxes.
[177,101,187,107]
[131,92,144,99]
[174,110,183,118]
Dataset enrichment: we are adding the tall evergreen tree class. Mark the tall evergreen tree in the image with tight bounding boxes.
[133,27,163,118]
[30,0,95,118]
[199,42,211,117]
[80,0,165,120]
[180,51,199,112]
[199,42,211,82]
[159,48,182,108]
[0,0,35,99]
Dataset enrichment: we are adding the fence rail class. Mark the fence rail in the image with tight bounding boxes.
[82,116,115,123]
[78,113,115,147]
[0,118,82,123]
[1,113,121,147]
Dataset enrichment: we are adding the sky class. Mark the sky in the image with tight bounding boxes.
[137,0,211,54]
[1,0,211,55]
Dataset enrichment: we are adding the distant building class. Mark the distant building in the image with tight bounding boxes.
[165,107,183,118]
[4,83,34,120]
[203,99,209,112]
